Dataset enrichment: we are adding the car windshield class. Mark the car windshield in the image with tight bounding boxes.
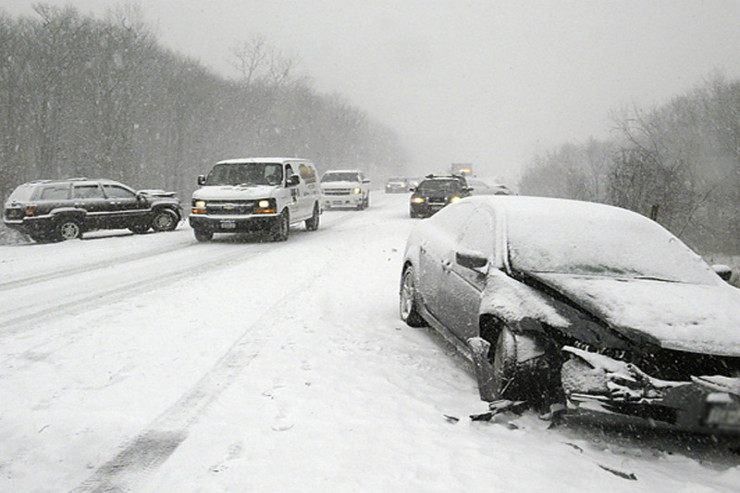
[507,201,717,284]
[205,163,283,186]
[417,180,462,193]
[321,172,360,182]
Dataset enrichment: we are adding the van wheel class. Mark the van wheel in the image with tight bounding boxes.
[305,204,320,231]
[194,229,213,242]
[57,219,82,241]
[272,210,289,241]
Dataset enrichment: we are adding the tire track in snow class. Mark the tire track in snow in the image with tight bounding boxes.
[70,247,341,492]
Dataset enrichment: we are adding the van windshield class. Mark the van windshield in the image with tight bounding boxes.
[206,163,283,186]
[321,172,360,183]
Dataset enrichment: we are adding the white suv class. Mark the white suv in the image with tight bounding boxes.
[320,170,371,210]
[190,157,321,241]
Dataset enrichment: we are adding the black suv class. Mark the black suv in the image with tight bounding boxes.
[3,178,183,242]
[409,175,471,218]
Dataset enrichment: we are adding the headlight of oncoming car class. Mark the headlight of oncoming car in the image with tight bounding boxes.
[411,197,425,204]
[254,198,277,214]
[353,187,362,194]
[192,200,207,214]
[450,196,462,203]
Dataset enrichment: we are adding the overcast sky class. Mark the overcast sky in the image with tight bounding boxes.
[5,1,740,181]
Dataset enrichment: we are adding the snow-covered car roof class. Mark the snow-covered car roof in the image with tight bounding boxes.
[216,157,309,164]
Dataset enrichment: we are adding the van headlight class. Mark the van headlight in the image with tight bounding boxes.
[254,198,277,214]
[353,187,362,194]
[192,200,207,214]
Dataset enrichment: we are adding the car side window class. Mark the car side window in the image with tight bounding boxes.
[458,208,494,258]
[38,185,70,200]
[73,184,104,199]
[102,185,136,199]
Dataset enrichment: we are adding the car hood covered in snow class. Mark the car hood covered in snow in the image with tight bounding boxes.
[532,273,740,357]
[192,185,280,200]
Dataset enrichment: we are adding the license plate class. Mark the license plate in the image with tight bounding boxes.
[706,405,740,427]
[220,220,236,229]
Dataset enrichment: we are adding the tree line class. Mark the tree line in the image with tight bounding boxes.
[0,5,408,215]
[518,74,740,255]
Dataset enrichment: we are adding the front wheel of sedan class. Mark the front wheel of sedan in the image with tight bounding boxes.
[400,266,426,327]
[151,209,178,232]
[57,219,82,241]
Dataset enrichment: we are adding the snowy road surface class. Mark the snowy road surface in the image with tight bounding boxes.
[0,193,738,492]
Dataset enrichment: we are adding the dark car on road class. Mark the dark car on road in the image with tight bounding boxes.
[3,178,183,242]
[409,175,470,218]
[385,176,409,193]
[400,195,740,434]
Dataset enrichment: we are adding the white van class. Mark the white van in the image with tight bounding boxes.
[190,157,321,241]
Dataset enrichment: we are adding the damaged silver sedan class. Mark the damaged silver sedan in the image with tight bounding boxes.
[400,195,740,433]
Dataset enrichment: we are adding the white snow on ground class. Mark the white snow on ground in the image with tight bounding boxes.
[0,194,738,492]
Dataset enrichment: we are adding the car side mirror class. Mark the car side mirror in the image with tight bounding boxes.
[409,187,416,192]
[712,264,733,282]
[363,178,371,184]
[287,175,300,186]
[456,249,488,273]
[197,175,206,186]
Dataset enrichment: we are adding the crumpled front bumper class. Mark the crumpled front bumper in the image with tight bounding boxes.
[561,346,740,433]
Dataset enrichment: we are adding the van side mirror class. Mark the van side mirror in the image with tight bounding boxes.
[197,175,206,186]
[363,178,371,184]
[287,175,300,186]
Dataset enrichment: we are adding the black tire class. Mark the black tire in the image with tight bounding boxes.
[400,266,426,327]
[56,218,82,241]
[151,209,178,232]
[365,193,370,208]
[305,203,320,231]
[272,209,290,241]
[194,228,213,242]
[129,223,150,234]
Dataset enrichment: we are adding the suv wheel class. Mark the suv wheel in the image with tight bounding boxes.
[151,209,178,232]
[130,223,150,234]
[57,219,82,241]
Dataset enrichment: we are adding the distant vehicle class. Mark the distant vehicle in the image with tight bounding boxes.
[190,157,321,242]
[466,179,513,196]
[400,195,740,434]
[449,163,473,176]
[320,170,371,210]
[409,175,471,218]
[385,176,409,193]
[3,178,182,242]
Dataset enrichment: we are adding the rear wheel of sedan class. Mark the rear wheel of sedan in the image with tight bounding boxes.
[56,219,82,241]
[400,266,426,327]
[152,209,178,232]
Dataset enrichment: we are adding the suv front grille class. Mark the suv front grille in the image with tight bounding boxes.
[206,200,256,215]
[323,189,352,196]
